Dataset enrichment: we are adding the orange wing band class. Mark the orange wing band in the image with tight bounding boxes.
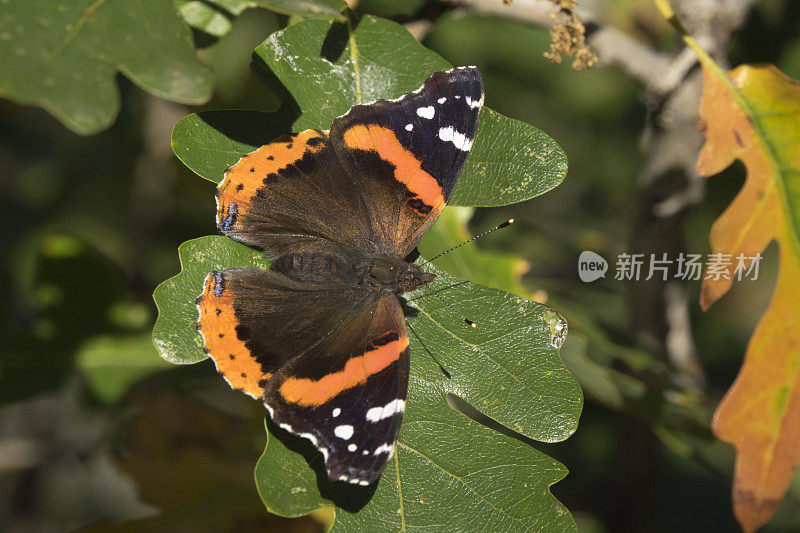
[342,124,445,212]
[216,130,327,227]
[278,336,409,407]
[197,273,272,399]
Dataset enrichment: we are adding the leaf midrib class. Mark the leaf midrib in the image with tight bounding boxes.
[43,0,110,64]
[393,449,406,532]
[345,13,361,105]
[745,97,800,262]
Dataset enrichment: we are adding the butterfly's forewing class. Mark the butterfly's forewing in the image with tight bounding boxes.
[329,67,484,255]
[216,68,483,259]
[215,130,376,257]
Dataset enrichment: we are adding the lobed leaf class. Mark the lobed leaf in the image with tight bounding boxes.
[256,261,581,531]
[654,3,800,526]
[0,0,213,135]
[695,61,800,532]
[153,234,580,530]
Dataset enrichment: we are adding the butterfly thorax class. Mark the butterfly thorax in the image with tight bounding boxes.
[272,251,434,294]
[360,255,435,293]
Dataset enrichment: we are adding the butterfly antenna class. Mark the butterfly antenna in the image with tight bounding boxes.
[423,286,476,328]
[422,219,514,264]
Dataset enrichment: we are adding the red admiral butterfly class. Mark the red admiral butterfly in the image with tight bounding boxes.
[196,67,484,485]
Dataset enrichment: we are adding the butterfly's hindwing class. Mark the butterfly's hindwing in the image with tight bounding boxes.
[264,295,409,485]
[197,268,373,399]
[198,267,410,484]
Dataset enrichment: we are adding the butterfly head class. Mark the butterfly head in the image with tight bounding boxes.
[400,262,436,292]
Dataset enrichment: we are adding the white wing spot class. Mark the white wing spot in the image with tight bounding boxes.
[358,480,370,486]
[465,96,482,109]
[348,443,357,452]
[405,123,413,131]
[438,126,473,151]
[416,106,435,119]
[362,450,369,455]
[280,421,327,460]
[332,408,341,417]
[365,399,406,422]
[437,97,447,104]
[334,424,354,440]
[373,442,396,456]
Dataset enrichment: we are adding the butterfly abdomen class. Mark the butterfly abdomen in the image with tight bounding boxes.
[271,251,352,284]
[271,251,434,295]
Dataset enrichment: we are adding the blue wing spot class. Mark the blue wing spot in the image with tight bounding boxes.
[213,271,225,297]
[221,202,238,231]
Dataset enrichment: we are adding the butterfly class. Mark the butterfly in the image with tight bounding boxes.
[196,67,483,485]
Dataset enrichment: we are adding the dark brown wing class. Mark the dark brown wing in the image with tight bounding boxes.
[197,268,409,484]
[215,130,377,257]
[265,295,409,485]
[197,268,372,398]
[328,67,484,255]
[215,67,483,258]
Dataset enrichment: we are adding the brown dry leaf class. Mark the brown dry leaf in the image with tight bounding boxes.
[696,63,800,532]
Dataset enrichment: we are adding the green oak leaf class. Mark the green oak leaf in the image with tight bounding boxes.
[253,0,346,20]
[170,15,567,206]
[153,235,580,531]
[0,0,213,135]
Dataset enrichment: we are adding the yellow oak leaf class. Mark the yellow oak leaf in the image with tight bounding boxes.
[696,63,800,533]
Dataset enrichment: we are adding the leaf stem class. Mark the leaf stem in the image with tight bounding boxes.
[346,12,362,105]
[652,0,748,113]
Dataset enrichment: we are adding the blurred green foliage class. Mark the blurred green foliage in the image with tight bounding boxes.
[2,0,800,531]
